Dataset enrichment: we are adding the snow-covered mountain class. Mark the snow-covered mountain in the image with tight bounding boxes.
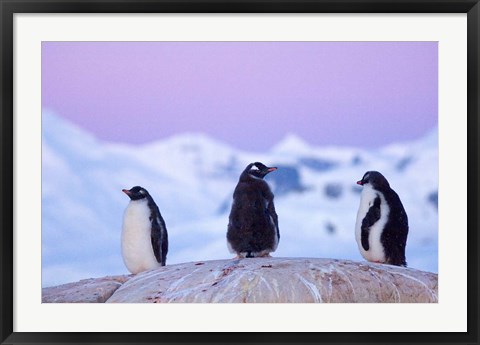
[42,110,438,287]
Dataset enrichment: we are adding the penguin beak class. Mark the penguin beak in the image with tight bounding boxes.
[122,189,131,196]
[356,180,364,185]
[267,167,277,172]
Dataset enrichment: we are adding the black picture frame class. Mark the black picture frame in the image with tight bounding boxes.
[1,1,479,344]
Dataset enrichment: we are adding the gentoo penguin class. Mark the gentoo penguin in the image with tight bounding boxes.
[355,171,409,266]
[121,186,168,273]
[227,162,279,258]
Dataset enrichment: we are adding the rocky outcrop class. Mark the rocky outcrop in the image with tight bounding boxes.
[43,258,438,303]
[42,275,131,303]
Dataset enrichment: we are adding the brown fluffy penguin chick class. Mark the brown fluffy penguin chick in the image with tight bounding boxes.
[226,162,279,258]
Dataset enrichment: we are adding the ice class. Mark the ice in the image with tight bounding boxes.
[41,110,438,287]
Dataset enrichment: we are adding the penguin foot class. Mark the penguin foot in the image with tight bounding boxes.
[255,250,273,258]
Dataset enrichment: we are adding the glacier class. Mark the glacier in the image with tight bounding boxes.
[42,110,438,287]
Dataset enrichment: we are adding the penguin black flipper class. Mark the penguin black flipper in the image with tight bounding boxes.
[148,197,168,266]
[381,190,408,266]
[360,195,381,251]
[150,217,168,266]
[265,190,279,242]
[160,225,168,265]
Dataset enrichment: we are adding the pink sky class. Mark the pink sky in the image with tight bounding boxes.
[42,42,437,151]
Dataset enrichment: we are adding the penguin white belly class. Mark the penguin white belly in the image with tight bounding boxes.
[121,199,161,274]
[355,185,389,263]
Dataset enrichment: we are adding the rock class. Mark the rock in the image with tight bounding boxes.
[106,258,438,303]
[42,275,131,303]
[41,258,438,303]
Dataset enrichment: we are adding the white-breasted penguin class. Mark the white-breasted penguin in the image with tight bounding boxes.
[121,186,168,273]
[227,162,279,258]
[355,171,408,266]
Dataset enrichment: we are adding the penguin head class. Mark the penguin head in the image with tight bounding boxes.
[356,171,390,190]
[122,186,149,201]
[246,162,278,179]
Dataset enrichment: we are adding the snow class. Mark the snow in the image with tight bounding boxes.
[271,133,313,156]
[42,110,438,287]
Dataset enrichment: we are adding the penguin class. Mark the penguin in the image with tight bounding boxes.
[121,186,168,273]
[355,171,409,266]
[227,162,279,258]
